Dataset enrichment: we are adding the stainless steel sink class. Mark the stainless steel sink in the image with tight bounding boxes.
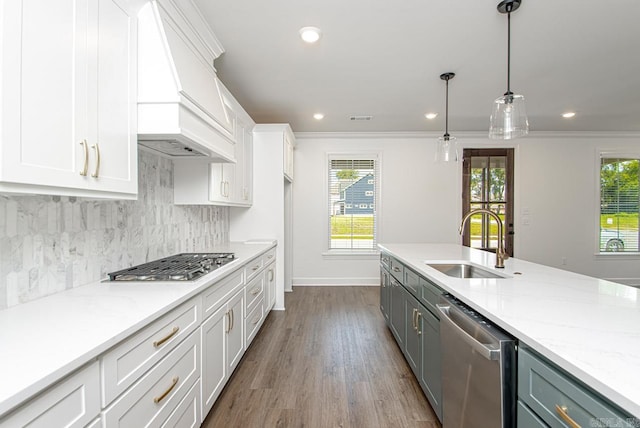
[426,263,507,279]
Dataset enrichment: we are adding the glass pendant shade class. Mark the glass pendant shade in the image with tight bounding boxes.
[435,136,458,162]
[489,93,528,139]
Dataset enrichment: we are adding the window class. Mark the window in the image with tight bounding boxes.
[599,156,639,252]
[328,156,378,250]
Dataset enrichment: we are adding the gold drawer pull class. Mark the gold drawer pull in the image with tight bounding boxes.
[267,254,273,259]
[555,405,580,428]
[252,265,260,271]
[268,269,274,281]
[252,315,261,325]
[153,376,179,404]
[251,287,260,296]
[79,140,89,176]
[91,143,100,178]
[392,266,401,272]
[153,326,179,348]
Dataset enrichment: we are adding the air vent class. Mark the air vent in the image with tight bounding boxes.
[350,115,373,121]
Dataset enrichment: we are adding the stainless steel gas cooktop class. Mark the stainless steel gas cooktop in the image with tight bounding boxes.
[107,253,235,281]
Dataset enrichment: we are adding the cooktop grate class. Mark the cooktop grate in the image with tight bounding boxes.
[108,253,235,281]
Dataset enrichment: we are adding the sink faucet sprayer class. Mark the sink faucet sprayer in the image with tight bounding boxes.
[459,209,508,269]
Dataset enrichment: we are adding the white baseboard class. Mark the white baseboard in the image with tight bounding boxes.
[292,277,379,286]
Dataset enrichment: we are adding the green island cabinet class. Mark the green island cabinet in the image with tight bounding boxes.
[518,346,636,428]
[379,253,443,422]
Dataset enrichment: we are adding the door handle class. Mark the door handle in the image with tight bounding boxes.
[436,304,500,360]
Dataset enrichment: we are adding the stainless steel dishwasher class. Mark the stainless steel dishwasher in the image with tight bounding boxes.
[437,295,516,428]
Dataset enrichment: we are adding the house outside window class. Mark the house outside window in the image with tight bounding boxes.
[328,155,378,250]
[599,155,639,253]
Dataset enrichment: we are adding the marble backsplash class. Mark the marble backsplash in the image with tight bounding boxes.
[0,150,228,309]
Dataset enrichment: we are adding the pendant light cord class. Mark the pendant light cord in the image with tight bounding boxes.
[506,7,513,96]
[445,77,450,139]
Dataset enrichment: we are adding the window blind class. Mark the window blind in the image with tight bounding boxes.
[328,157,378,250]
[599,157,639,252]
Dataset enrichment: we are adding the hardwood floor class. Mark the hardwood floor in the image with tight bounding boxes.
[202,286,441,428]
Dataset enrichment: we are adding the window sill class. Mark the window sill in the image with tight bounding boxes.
[322,250,380,260]
[595,252,640,259]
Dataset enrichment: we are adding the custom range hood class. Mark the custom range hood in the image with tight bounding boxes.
[137,0,235,161]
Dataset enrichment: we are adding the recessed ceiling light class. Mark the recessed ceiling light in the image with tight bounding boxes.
[425,113,438,120]
[299,27,322,43]
[562,112,576,118]
[313,113,324,120]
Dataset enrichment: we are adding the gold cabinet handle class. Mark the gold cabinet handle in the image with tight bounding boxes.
[251,287,260,296]
[416,312,422,335]
[220,181,225,198]
[153,326,179,347]
[267,254,274,259]
[230,308,234,331]
[91,143,100,178]
[412,308,417,331]
[79,140,89,176]
[225,311,230,334]
[225,181,230,197]
[268,269,274,282]
[392,266,401,272]
[153,376,179,404]
[555,405,580,428]
[252,265,260,271]
[252,315,260,325]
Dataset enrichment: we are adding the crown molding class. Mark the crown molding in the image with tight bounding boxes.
[293,130,640,140]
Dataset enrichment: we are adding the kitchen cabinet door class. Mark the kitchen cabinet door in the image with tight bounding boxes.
[226,289,245,372]
[379,268,390,324]
[404,291,422,379]
[0,0,138,198]
[419,307,442,422]
[209,163,234,203]
[389,276,405,348]
[265,261,277,311]
[201,304,227,419]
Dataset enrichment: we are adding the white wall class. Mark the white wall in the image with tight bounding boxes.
[292,132,640,287]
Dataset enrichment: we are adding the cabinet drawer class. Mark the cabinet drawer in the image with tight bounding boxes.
[389,257,404,282]
[202,270,243,318]
[380,253,391,270]
[161,379,200,428]
[245,273,264,313]
[419,277,443,317]
[263,248,276,265]
[404,268,419,296]
[0,361,100,428]
[103,330,200,428]
[518,347,633,428]
[245,297,264,346]
[101,298,200,406]
[244,255,264,283]
[517,400,548,428]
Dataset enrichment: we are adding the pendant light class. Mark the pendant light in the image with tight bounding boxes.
[435,72,457,163]
[489,0,529,140]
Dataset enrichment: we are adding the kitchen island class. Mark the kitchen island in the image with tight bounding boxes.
[379,243,640,422]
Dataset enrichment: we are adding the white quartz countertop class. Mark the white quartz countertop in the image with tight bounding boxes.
[0,241,275,417]
[379,243,640,418]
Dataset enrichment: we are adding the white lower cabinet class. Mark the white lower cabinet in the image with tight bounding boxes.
[103,330,201,428]
[0,246,277,428]
[0,361,100,428]
[161,380,201,428]
[200,288,245,420]
[265,260,276,311]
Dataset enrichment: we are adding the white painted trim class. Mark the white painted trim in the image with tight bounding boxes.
[292,277,379,286]
[294,131,640,140]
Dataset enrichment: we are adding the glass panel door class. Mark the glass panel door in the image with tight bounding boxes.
[462,149,514,256]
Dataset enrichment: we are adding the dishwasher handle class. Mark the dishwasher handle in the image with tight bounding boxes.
[436,303,501,361]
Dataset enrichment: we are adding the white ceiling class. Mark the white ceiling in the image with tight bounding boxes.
[194,0,640,134]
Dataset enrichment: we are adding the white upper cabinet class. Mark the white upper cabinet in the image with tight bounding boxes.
[0,0,140,198]
[137,0,235,162]
[173,87,254,207]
